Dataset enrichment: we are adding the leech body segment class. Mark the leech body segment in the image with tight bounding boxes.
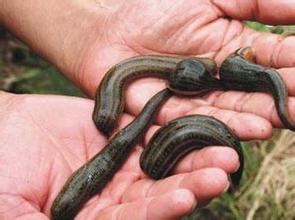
[93,55,220,136]
[51,89,172,220]
[220,47,295,130]
[140,115,244,191]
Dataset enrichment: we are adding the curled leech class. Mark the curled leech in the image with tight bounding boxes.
[92,55,182,136]
[140,115,244,191]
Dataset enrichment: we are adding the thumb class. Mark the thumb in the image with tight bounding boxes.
[212,0,295,24]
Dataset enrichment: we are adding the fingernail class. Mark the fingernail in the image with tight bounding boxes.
[223,181,230,193]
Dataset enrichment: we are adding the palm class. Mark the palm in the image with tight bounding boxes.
[114,0,222,54]
[79,0,295,141]
[0,93,236,219]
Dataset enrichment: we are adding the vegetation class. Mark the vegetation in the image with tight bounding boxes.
[0,25,83,96]
[0,22,294,220]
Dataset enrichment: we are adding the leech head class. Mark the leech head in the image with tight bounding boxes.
[219,46,257,80]
[236,46,256,63]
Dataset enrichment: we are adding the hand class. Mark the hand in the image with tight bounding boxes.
[74,0,295,142]
[0,92,238,219]
[2,1,295,141]
[2,0,295,137]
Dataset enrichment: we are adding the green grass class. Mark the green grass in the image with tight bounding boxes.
[182,142,263,220]
[184,129,295,220]
[7,67,85,96]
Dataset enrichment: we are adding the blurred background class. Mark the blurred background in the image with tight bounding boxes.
[0,22,294,220]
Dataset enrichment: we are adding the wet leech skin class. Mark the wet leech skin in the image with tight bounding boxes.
[219,47,295,130]
[51,89,172,220]
[140,115,243,191]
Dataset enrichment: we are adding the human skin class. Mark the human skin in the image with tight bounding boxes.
[1,0,295,219]
[1,0,295,132]
[0,91,238,219]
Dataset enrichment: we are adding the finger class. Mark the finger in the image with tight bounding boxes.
[143,130,240,174]
[95,189,196,220]
[213,24,295,69]
[252,34,295,68]
[207,14,295,69]
[203,68,295,128]
[138,140,239,176]
[156,104,272,140]
[122,168,229,204]
[146,102,272,141]
[183,106,272,140]
[276,68,295,95]
[125,77,205,118]
[173,146,240,175]
[212,0,295,24]
[141,135,240,180]
[212,90,295,129]
[126,78,272,140]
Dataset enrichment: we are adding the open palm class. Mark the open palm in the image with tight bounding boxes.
[74,0,295,141]
[0,93,238,219]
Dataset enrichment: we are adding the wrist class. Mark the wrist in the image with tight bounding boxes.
[0,0,113,94]
[0,90,14,109]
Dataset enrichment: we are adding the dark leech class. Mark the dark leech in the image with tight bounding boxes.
[220,47,295,130]
[92,55,182,136]
[140,115,243,190]
[51,89,172,220]
[93,55,221,136]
